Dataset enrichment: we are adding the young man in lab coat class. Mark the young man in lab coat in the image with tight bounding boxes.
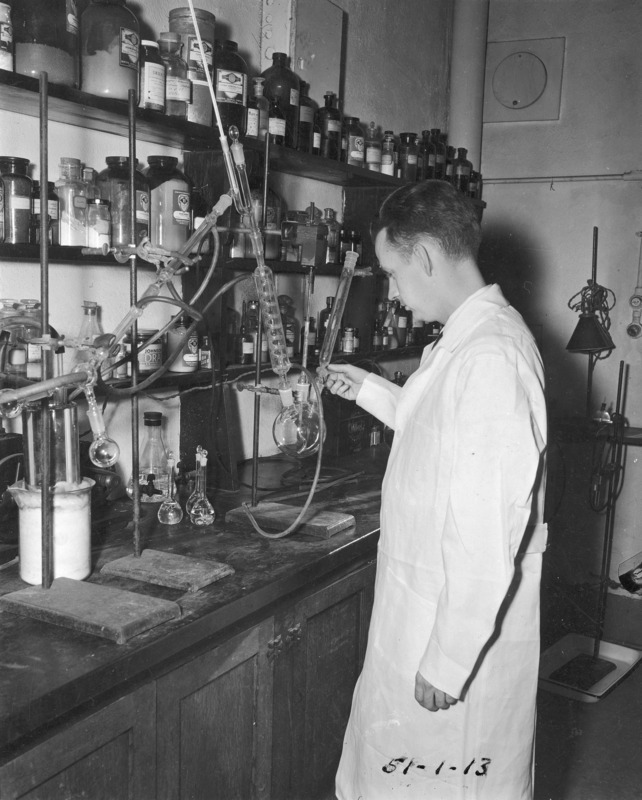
[325,180,547,800]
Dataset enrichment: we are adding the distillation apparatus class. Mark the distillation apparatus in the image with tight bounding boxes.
[0,0,358,579]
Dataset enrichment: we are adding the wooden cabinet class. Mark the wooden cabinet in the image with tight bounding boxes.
[0,683,156,800]
[156,620,275,800]
[271,561,376,800]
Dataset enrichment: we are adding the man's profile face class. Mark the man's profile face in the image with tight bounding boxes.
[374,229,436,324]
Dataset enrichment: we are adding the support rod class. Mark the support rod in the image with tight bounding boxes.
[128,89,141,558]
[39,71,53,589]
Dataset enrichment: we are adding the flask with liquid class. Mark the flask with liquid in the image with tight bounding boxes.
[246,77,269,140]
[80,0,140,99]
[318,91,341,160]
[212,39,248,137]
[13,0,79,87]
[139,40,165,112]
[126,411,169,503]
[144,155,191,252]
[56,157,88,246]
[159,32,190,119]
[261,51,300,149]
[186,446,215,525]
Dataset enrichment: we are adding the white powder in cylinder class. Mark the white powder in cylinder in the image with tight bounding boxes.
[16,479,94,585]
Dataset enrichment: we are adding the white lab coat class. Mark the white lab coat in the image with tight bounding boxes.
[336,284,547,800]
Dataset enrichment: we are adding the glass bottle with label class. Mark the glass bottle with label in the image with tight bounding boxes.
[144,155,191,252]
[168,6,215,81]
[453,147,473,193]
[139,40,165,112]
[268,96,286,145]
[323,207,341,264]
[212,39,248,137]
[199,334,212,370]
[80,0,140,100]
[0,157,32,244]
[239,301,254,365]
[246,77,269,140]
[421,130,436,179]
[365,122,382,172]
[158,32,190,119]
[13,0,79,87]
[261,51,300,149]
[82,168,98,200]
[167,314,199,373]
[318,91,341,160]
[381,131,396,177]
[297,81,317,154]
[0,2,12,72]
[97,156,150,247]
[397,132,418,182]
[430,128,446,180]
[55,157,87,246]
[126,411,169,504]
[31,181,59,245]
[341,117,364,167]
[445,145,456,183]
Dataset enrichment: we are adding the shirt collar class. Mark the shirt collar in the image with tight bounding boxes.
[437,284,509,352]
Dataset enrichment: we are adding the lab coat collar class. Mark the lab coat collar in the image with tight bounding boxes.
[435,284,509,354]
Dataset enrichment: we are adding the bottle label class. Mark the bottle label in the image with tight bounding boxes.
[136,190,149,224]
[327,119,341,133]
[216,69,247,106]
[290,88,300,106]
[242,340,254,355]
[429,154,436,166]
[141,62,165,108]
[73,195,87,210]
[10,196,30,211]
[366,146,382,165]
[66,0,79,36]
[407,154,418,165]
[166,76,191,101]
[0,19,11,54]
[199,343,212,369]
[119,28,140,70]
[313,131,321,149]
[397,316,408,328]
[49,200,59,219]
[299,105,315,124]
[187,36,213,72]
[172,189,190,226]
[246,107,259,137]
[456,164,471,175]
[269,117,286,137]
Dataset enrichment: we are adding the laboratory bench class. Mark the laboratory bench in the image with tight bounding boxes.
[0,445,387,800]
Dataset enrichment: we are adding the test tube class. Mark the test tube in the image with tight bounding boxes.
[318,251,359,370]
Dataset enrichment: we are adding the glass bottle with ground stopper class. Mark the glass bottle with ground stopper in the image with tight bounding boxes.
[126,411,169,503]
[187,446,215,525]
[157,452,183,525]
[261,51,300,149]
[318,91,341,160]
[246,77,269,140]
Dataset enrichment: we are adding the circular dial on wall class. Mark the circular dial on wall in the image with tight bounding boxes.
[492,51,548,109]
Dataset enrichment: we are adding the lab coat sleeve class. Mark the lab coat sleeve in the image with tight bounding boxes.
[356,372,402,430]
[417,351,544,699]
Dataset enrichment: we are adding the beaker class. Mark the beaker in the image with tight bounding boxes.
[22,402,81,489]
[9,478,95,585]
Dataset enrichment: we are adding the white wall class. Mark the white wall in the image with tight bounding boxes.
[482,0,642,589]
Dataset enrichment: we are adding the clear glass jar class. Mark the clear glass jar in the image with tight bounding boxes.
[31,180,59,245]
[168,6,215,81]
[158,32,190,120]
[397,132,418,182]
[365,122,382,172]
[144,155,191,252]
[381,131,396,177]
[213,39,248,137]
[80,0,140,100]
[318,91,341,160]
[139,39,165,112]
[13,0,79,87]
[86,198,111,248]
[261,51,300,149]
[0,157,32,244]
[97,156,149,247]
[0,2,12,71]
[55,157,87,246]
[126,411,169,503]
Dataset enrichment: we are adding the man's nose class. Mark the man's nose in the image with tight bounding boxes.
[387,278,399,300]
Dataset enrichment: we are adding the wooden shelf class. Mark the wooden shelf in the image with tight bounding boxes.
[0,243,157,268]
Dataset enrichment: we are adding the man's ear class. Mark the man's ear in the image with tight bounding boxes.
[413,240,434,277]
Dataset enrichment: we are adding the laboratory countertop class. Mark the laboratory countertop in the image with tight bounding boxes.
[0,446,387,754]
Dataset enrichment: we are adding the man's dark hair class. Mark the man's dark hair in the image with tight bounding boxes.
[371,180,482,261]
